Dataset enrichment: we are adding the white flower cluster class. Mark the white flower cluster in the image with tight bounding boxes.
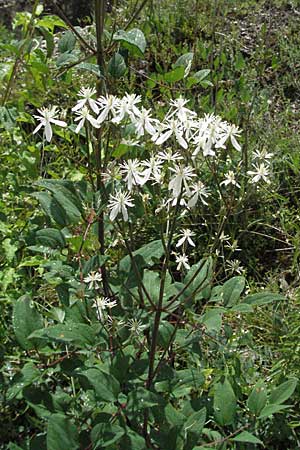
[32,89,271,225]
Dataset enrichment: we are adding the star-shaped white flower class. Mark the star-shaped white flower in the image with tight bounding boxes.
[108,190,134,221]
[72,87,99,114]
[33,106,67,142]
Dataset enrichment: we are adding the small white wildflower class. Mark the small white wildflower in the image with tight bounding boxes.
[226,259,245,275]
[157,149,183,163]
[168,164,196,198]
[132,107,158,137]
[175,253,190,270]
[97,94,119,124]
[247,163,270,183]
[127,318,146,335]
[72,87,99,114]
[33,106,67,142]
[120,159,145,190]
[83,271,102,289]
[176,228,195,248]
[187,181,210,207]
[108,190,134,221]
[154,118,188,149]
[252,148,273,162]
[74,106,100,133]
[112,93,141,123]
[221,171,240,188]
[93,296,117,321]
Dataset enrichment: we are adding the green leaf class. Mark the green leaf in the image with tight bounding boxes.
[12,296,44,350]
[113,28,146,57]
[157,322,174,349]
[232,431,263,445]
[164,66,185,83]
[247,381,267,415]
[214,378,237,425]
[143,270,161,303]
[119,239,164,273]
[184,257,213,299]
[108,52,127,78]
[269,379,298,405]
[127,387,165,410]
[201,308,224,332]
[29,322,97,348]
[77,367,120,402]
[174,52,193,68]
[35,228,66,249]
[7,362,40,401]
[258,403,291,419]
[37,15,68,32]
[222,276,245,307]
[186,69,211,88]
[47,414,79,450]
[58,30,76,53]
[77,62,102,77]
[243,292,284,306]
[91,423,125,449]
[184,407,206,439]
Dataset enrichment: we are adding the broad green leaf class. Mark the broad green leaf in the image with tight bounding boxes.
[77,367,120,402]
[243,292,284,306]
[47,414,79,450]
[269,379,298,405]
[37,15,68,32]
[184,257,213,299]
[164,66,185,83]
[77,62,102,77]
[58,30,76,53]
[127,387,165,410]
[35,228,66,249]
[232,431,263,445]
[201,308,224,332]
[247,381,267,415]
[214,378,237,425]
[119,239,164,274]
[258,403,291,419]
[113,28,146,57]
[122,430,146,449]
[91,423,125,449]
[231,303,253,313]
[7,362,40,401]
[143,270,160,303]
[13,296,43,350]
[174,52,194,68]
[157,322,174,349]
[29,322,97,347]
[186,69,211,88]
[183,407,206,439]
[222,276,245,307]
[108,52,127,78]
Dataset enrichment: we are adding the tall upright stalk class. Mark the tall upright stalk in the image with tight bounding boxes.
[94,0,109,295]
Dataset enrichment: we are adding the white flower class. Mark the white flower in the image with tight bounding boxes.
[226,259,245,275]
[175,253,190,270]
[141,156,163,184]
[221,170,240,188]
[187,181,210,207]
[252,148,273,162]
[217,124,242,151]
[176,228,195,248]
[111,93,141,124]
[97,94,119,124]
[168,164,195,198]
[247,163,270,183]
[157,149,183,163]
[93,296,117,321]
[132,107,158,137]
[166,96,196,123]
[74,106,100,133]
[72,87,99,114]
[154,118,188,149]
[33,106,67,142]
[120,159,144,190]
[192,114,224,157]
[127,318,146,335]
[83,271,102,289]
[108,190,134,221]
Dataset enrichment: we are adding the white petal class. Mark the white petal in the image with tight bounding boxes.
[45,122,53,142]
